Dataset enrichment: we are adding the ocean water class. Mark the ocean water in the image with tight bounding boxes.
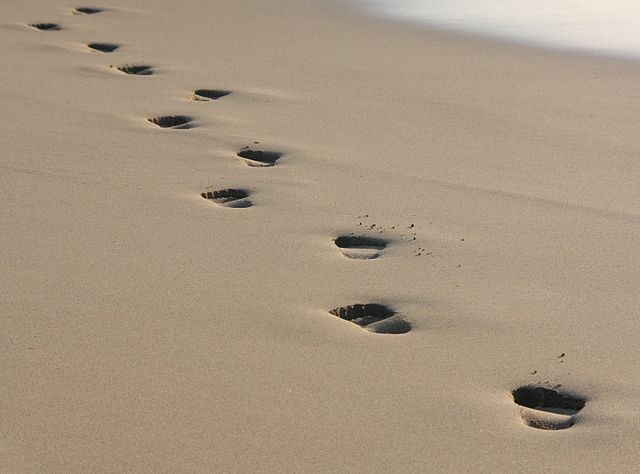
[349,0,640,58]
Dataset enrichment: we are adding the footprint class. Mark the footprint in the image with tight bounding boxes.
[334,235,388,260]
[237,147,283,167]
[87,42,119,52]
[114,64,153,75]
[193,89,232,101]
[30,23,62,31]
[74,7,103,14]
[512,386,586,430]
[201,188,251,208]
[329,304,411,334]
[148,115,193,129]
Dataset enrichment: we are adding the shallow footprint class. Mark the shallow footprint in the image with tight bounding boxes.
[237,146,283,167]
[201,188,251,208]
[512,386,586,430]
[114,64,153,75]
[334,235,388,260]
[87,42,119,52]
[148,115,193,129]
[193,89,232,101]
[30,23,62,31]
[74,7,103,14]
[329,304,411,334]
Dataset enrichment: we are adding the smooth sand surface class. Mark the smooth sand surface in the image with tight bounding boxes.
[1,0,640,472]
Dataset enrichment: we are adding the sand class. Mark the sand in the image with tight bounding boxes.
[1,0,640,472]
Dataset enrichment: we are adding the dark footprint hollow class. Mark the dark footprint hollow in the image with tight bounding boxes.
[88,42,119,52]
[148,115,193,129]
[30,23,61,31]
[116,65,153,75]
[512,386,586,430]
[193,89,232,101]
[329,304,411,334]
[237,148,283,167]
[335,236,388,259]
[201,188,251,208]
[74,7,103,14]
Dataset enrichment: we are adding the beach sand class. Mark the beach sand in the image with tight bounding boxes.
[1,0,639,471]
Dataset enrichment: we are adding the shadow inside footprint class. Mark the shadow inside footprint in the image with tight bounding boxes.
[115,64,153,75]
[335,236,388,260]
[148,115,193,129]
[193,89,232,101]
[75,7,103,14]
[330,304,411,334]
[512,386,586,430]
[237,148,283,167]
[201,188,251,208]
[30,23,61,31]
[88,42,119,52]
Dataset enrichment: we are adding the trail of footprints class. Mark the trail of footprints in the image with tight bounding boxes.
[29,6,589,432]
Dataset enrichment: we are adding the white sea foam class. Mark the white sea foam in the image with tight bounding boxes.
[350,0,640,58]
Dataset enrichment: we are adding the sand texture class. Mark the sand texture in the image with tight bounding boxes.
[1,0,640,472]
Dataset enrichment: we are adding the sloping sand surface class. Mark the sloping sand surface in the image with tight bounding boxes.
[1,0,639,471]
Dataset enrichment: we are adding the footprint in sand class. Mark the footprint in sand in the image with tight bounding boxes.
[193,89,232,101]
[148,115,193,129]
[87,42,119,53]
[334,235,388,260]
[29,23,62,31]
[237,146,284,167]
[201,188,251,208]
[114,64,153,75]
[329,304,411,334]
[74,7,103,14]
[512,386,586,430]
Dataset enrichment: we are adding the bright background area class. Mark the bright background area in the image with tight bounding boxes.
[351,0,640,57]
